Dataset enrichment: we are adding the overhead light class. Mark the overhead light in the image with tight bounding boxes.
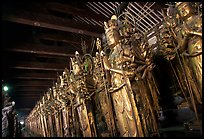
[20,121,24,125]
[3,86,9,91]
[12,101,15,106]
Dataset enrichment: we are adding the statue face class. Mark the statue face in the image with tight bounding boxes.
[73,62,81,75]
[105,19,121,48]
[106,29,118,47]
[177,2,192,18]
[71,58,81,75]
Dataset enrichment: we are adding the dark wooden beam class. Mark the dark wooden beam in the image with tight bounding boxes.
[12,91,45,94]
[12,95,43,99]
[3,69,61,82]
[9,61,68,71]
[5,43,76,57]
[11,93,44,99]
[13,72,57,80]
[150,3,168,11]
[13,94,43,96]
[46,2,107,22]
[3,10,103,37]
[14,77,55,80]
[37,33,83,46]
[13,80,53,87]
[14,96,41,99]
[13,86,46,92]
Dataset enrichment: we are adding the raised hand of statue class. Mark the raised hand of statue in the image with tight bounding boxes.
[101,52,111,71]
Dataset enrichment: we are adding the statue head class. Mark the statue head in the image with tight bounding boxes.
[71,57,81,76]
[165,5,179,28]
[75,51,79,57]
[175,2,194,19]
[104,15,121,49]
[167,6,176,18]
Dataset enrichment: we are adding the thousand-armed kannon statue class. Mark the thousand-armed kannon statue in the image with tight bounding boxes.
[24,2,202,137]
[102,15,161,137]
[157,2,202,128]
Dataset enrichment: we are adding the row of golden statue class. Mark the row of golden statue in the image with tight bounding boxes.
[25,2,202,137]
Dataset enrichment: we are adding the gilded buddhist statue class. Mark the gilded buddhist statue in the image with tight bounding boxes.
[70,51,93,137]
[175,2,202,104]
[103,15,160,137]
[92,39,118,136]
[161,2,202,113]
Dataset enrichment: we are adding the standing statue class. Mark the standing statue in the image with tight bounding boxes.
[2,101,15,137]
[70,51,93,137]
[175,2,202,104]
[51,85,63,137]
[92,39,118,137]
[63,68,81,137]
[161,2,202,121]
[82,52,98,137]
[103,16,159,137]
[45,89,57,137]
[155,2,202,134]
[43,92,55,137]
[103,15,160,137]
[58,71,72,137]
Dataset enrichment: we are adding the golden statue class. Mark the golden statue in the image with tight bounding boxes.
[70,51,93,137]
[175,2,202,104]
[92,39,118,136]
[51,84,64,137]
[67,68,81,137]
[158,2,202,133]
[103,15,160,137]
[56,73,71,137]
[162,2,202,114]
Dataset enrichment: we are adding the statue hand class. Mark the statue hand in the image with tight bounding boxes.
[101,51,111,70]
[103,55,111,70]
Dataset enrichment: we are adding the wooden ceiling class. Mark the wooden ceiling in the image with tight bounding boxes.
[2,1,168,117]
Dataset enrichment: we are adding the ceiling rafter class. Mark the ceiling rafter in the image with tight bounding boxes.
[3,10,103,37]
[13,86,49,92]
[13,80,53,87]
[9,61,68,71]
[36,33,89,50]
[5,42,76,57]
[46,2,108,22]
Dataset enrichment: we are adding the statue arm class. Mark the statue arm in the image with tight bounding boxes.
[103,54,124,75]
[178,29,202,53]
[189,30,202,37]
[103,52,138,77]
[109,68,124,75]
